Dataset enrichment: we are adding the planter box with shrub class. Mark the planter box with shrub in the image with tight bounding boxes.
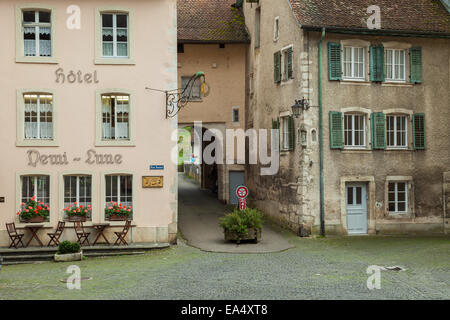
[54,241,83,262]
[220,208,263,244]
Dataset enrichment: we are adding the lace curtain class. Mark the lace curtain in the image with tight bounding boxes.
[24,97,53,139]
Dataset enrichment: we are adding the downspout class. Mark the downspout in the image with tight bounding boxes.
[318,28,326,237]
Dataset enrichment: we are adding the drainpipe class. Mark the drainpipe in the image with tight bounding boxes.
[318,28,326,237]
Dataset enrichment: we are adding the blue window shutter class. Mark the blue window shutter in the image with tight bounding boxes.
[329,111,343,149]
[413,113,426,150]
[370,45,385,82]
[410,47,422,84]
[328,42,342,81]
[371,112,386,150]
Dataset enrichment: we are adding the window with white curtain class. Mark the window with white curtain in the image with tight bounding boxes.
[24,94,53,140]
[102,13,128,57]
[343,47,365,80]
[105,175,133,209]
[101,94,129,140]
[21,175,50,206]
[22,10,52,57]
[385,49,406,82]
[63,175,92,212]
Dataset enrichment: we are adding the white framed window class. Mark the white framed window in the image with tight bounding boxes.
[273,17,279,41]
[385,49,406,82]
[105,175,133,209]
[181,77,202,101]
[101,94,130,140]
[343,47,365,80]
[388,182,408,213]
[63,175,92,211]
[102,13,128,57]
[281,45,294,81]
[21,175,50,206]
[282,117,290,150]
[23,94,53,140]
[386,115,408,148]
[22,10,52,57]
[344,114,366,148]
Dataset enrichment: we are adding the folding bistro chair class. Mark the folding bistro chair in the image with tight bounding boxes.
[6,223,25,249]
[114,220,132,246]
[47,221,65,246]
[74,221,90,246]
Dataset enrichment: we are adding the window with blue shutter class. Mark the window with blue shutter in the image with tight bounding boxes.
[410,47,422,84]
[370,45,385,82]
[328,42,342,81]
[412,113,426,150]
[329,111,343,149]
[371,112,386,150]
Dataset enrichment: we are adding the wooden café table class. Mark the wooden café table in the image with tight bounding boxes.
[24,224,45,247]
[92,223,111,245]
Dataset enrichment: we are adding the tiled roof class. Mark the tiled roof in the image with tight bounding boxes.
[178,0,250,43]
[288,0,450,34]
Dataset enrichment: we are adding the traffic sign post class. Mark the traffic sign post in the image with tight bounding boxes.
[236,186,249,211]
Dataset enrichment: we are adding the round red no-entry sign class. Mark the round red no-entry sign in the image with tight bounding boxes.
[236,186,248,199]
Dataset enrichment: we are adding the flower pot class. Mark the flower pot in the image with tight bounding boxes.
[224,228,261,244]
[54,251,83,262]
[108,215,127,221]
[68,216,87,222]
[24,216,45,223]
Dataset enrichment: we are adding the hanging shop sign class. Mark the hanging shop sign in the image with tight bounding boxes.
[26,149,123,167]
[142,176,164,188]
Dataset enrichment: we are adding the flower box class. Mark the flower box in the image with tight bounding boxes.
[54,251,83,262]
[108,215,127,221]
[224,228,261,243]
[68,216,87,222]
[24,216,45,223]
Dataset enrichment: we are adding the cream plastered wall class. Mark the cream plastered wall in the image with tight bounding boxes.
[0,0,178,245]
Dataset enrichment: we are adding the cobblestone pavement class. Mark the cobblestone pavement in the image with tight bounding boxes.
[0,232,449,300]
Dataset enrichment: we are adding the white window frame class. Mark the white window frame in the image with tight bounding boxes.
[63,175,92,208]
[22,10,52,57]
[16,89,58,147]
[388,181,408,213]
[281,45,294,82]
[102,173,135,223]
[96,89,135,147]
[23,93,53,140]
[273,16,279,42]
[386,114,408,149]
[343,46,365,81]
[101,94,130,141]
[101,13,129,58]
[385,49,406,82]
[344,113,366,148]
[20,175,50,205]
[95,7,135,65]
[15,5,57,64]
[281,116,290,150]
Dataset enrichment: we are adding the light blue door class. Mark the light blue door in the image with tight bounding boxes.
[346,183,368,234]
[229,171,245,205]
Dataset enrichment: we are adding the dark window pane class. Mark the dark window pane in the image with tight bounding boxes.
[389,203,396,212]
[102,14,113,27]
[398,192,405,202]
[398,182,406,192]
[388,192,395,202]
[116,14,127,28]
[398,202,406,212]
[388,183,395,192]
[24,31,36,40]
[347,187,353,205]
[23,11,35,23]
[356,187,362,204]
[39,11,50,23]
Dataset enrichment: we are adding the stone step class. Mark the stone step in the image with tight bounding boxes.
[83,251,146,257]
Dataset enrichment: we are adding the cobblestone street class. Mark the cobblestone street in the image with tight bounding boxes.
[1,233,449,300]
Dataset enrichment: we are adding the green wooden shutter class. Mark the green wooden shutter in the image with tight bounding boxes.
[329,111,343,149]
[328,42,342,80]
[288,116,295,150]
[370,45,385,82]
[274,51,281,83]
[410,47,422,84]
[287,47,293,79]
[371,112,386,149]
[413,113,426,150]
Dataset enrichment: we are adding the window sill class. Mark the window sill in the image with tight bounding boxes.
[16,56,58,64]
[16,140,59,147]
[385,148,411,152]
[339,80,371,86]
[387,212,413,219]
[95,58,135,65]
[382,82,413,87]
[96,140,136,147]
[342,148,371,154]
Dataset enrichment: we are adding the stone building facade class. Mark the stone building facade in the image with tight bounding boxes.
[243,0,450,235]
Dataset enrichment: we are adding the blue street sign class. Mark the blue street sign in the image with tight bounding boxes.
[150,165,165,170]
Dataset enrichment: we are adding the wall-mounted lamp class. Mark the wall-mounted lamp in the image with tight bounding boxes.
[291,97,310,118]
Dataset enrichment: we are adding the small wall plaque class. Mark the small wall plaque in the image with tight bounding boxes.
[150,165,165,170]
[142,176,163,188]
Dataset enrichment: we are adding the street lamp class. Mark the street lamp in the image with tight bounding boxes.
[291,97,310,118]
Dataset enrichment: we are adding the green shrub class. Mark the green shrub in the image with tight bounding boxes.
[58,241,81,255]
[219,208,263,236]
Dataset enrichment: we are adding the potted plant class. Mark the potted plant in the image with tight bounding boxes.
[219,208,263,244]
[17,196,50,223]
[105,202,133,221]
[64,202,91,222]
[54,241,83,262]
